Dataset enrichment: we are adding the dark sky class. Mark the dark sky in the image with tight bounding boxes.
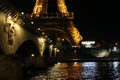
[9,0,120,42]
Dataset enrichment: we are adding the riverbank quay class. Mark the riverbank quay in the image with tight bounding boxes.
[0,55,23,80]
[0,55,58,80]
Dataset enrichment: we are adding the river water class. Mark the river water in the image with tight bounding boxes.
[29,61,120,80]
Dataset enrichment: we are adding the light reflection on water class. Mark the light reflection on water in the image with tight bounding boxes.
[30,61,120,80]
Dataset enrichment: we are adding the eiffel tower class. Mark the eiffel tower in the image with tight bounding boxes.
[27,0,83,47]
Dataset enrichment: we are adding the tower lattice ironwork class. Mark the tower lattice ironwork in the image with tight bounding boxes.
[27,0,83,46]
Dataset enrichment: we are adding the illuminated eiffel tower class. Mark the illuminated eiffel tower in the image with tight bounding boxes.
[28,0,83,47]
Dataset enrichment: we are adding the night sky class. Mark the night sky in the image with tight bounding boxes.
[9,0,120,42]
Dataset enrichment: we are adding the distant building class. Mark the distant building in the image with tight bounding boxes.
[81,40,97,48]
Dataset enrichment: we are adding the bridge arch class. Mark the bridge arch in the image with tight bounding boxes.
[43,46,50,57]
[15,40,40,63]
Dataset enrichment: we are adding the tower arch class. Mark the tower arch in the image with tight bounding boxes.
[27,0,83,47]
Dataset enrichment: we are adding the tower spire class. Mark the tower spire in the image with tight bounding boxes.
[32,0,48,17]
[32,0,69,16]
[57,0,68,13]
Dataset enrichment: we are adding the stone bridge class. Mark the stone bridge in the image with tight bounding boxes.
[0,0,58,61]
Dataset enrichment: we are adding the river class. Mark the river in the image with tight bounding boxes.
[29,61,120,80]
